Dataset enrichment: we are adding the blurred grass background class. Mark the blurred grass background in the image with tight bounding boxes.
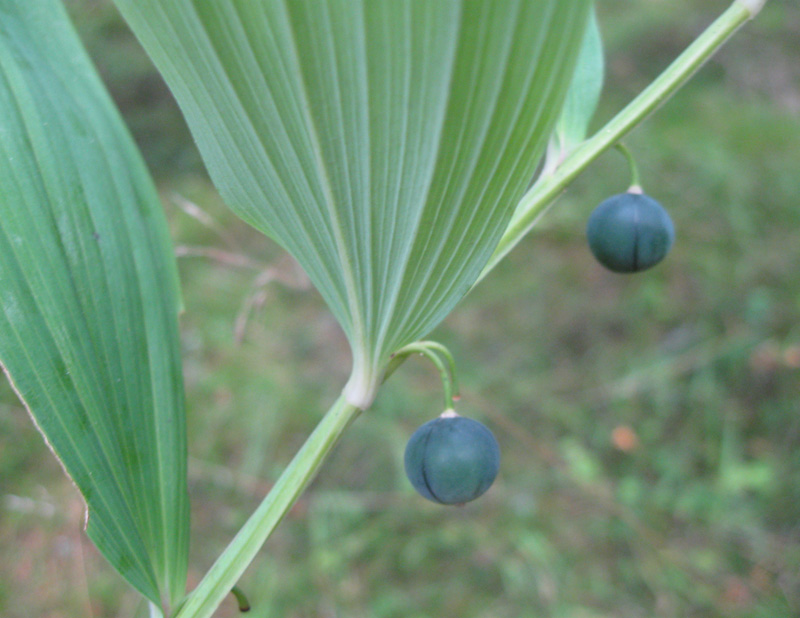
[2,0,799,616]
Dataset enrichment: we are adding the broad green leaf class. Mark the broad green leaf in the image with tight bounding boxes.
[543,7,604,175]
[0,0,188,609]
[111,0,592,406]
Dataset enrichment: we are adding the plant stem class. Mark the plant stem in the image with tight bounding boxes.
[417,342,461,401]
[230,586,251,613]
[383,341,459,409]
[173,394,361,618]
[476,0,761,285]
[614,143,642,192]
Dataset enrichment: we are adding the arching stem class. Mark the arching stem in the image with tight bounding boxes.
[230,586,251,613]
[413,341,461,402]
[383,341,460,409]
[615,143,642,193]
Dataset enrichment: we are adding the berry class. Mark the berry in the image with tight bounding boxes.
[586,191,675,273]
[404,413,500,505]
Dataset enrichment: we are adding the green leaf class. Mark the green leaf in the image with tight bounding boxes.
[543,6,604,174]
[0,0,188,610]
[111,0,592,406]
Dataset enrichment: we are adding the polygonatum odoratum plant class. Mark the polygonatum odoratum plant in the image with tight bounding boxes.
[0,0,769,615]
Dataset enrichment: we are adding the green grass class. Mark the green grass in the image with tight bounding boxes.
[2,0,799,616]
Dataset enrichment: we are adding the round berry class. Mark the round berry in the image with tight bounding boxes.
[586,192,675,273]
[404,413,500,505]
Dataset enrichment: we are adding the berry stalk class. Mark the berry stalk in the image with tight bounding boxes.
[614,143,642,192]
[384,341,460,410]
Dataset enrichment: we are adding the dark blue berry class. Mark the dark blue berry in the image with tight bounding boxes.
[404,414,500,505]
[586,192,675,273]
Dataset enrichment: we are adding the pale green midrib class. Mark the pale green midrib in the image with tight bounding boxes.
[345,0,374,352]
[340,0,376,340]
[99,32,188,604]
[186,2,351,330]
[136,199,188,603]
[125,175,188,600]
[373,3,412,355]
[371,3,461,364]
[110,150,181,598]
[368,4,405,350]
[399,0,587,340]
[282,0,369,366]
[79,108,161,586]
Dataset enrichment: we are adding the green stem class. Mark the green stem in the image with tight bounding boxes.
[230,586,251,613]
[416,342,460,401]
[173,393,361,618]
[614,143,641,191]
[383,342,457,409]
[476,0,761,285]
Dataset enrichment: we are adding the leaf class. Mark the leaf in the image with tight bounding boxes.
[111,0,592,406]
[0,0,188,609]
[543,6,604,174]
